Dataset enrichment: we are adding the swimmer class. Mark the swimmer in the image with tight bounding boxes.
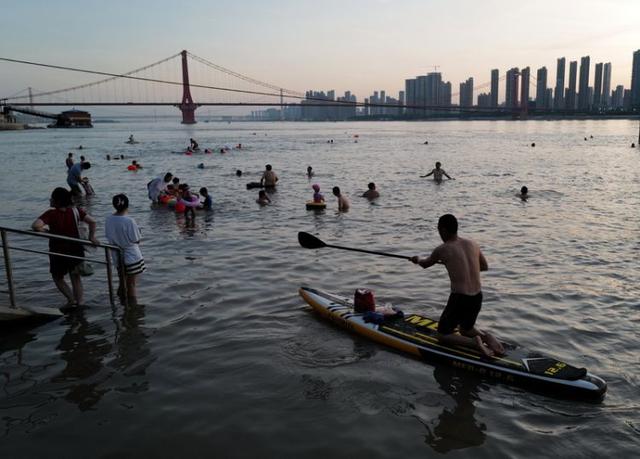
[180,184,196,220]
[236,143,242,149]
[106,154,111,161]
[128,134,135,143]
[260,164,278,188]
[584,137,588,141]
[120,154,124,159]
[362,182,380,199]
[256,190,271,205]
[131,160,142,169]
[197,163,205,169]
[307,166,314,178]
[190,138,199,150]
[424,140,429,145]
[517,186,529,201]
[78,145,83,150]
[531,142,536,147]
[632,143,636,148]
[332,186,350,212]
[236,170,242,177]
[312,184,324,203]
[421,162,453,182]
[198,187,212,210]
[172,177,180,190]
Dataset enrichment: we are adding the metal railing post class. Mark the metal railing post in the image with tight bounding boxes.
[119,249,128,307]
[105,246,115,306]
[1,230,16,309]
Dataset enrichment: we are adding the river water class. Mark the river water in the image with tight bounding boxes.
[0,119,639,457]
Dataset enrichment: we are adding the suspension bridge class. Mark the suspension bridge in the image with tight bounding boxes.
[1,50,567,124]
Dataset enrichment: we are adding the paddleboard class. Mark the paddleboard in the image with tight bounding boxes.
[299,287,607,400]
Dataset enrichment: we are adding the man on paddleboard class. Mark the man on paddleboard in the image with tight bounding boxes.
[410,214,504,357]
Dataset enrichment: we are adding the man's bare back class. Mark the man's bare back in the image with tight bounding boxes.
[430,237,486,295]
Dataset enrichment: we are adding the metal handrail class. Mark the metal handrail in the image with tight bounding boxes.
[0,225,126,310]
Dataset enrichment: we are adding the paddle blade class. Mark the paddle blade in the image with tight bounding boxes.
[298,232,326,249]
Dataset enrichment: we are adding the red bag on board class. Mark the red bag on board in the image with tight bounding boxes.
[354,289,376,313]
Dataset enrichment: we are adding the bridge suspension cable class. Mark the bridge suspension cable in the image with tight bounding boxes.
[187,52,304,97]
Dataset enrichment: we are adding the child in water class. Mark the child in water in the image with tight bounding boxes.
[180,184,197,220]
[257,190,271,205]
[104,194,145,306]
[312,184,324,203]
[198,187,212,210]
[307,166,314,178]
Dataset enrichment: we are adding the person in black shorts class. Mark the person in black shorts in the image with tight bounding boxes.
[410,214,504,357]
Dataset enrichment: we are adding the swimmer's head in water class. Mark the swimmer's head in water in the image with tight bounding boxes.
[258,190,267,198]
[332,186,341,196]
[172,177,180,185]
[51,187,72,208]
[112,194,129,212]
[164,173,173,182]
[200,187,208,195]
[312,184,320,192]
[368,182,376,190]
[438,214,458,241]
[68,153,73,157]
[521,186,528,195]
[435,162,441,168]
[236,170,242,176]
[266,164,272,171]
[307,166,313,171]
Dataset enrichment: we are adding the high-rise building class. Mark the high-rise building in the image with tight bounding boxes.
[545,88,553,109]
[612,85,624,109]
[602,63,612,108]
[593,63,603,109]
[566,60,578,110]
[624,89,632,110]
[535,67,547,109]
[440,81,452,107]
[578,56,590,110]
[405,79,416,114]
[490,69,499,107]
[520,67,530,110]
[505,68,519,109]
[554,57,565,110]
[477,93,491,107]
[459,77,474,107]
[631,50,640,109]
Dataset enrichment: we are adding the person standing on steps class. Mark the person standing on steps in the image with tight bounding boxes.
[410,214,504,358]
[32,187,99,309]
[105,194,145,306]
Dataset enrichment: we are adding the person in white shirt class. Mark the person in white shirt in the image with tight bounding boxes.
[147,172,173,202]
[105,194,145,305]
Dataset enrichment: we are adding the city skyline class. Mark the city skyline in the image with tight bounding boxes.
[2,0,640,104]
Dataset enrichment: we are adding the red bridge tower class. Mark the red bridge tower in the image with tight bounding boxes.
[178,50,198,124]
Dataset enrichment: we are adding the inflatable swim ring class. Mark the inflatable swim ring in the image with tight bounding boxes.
[306,201,326,210]
[127,165,137,171]
[175,201,186,213]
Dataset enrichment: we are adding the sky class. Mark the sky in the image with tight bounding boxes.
[2,0,640,108]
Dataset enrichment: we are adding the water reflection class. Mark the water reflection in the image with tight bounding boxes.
[52,311,112,411]
[424,365,486,453]
[110,305,153,394]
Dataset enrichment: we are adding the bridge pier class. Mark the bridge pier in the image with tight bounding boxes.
[179,50,197,124]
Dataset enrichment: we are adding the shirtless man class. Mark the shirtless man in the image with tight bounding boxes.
[421,161,453,182]
[260,164,279,187]
[332,186,350,211]
[410,214,504,357]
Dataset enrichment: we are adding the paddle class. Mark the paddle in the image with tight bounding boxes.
[298,232,411,260]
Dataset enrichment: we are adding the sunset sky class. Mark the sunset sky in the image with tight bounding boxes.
[2,0,640,104]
